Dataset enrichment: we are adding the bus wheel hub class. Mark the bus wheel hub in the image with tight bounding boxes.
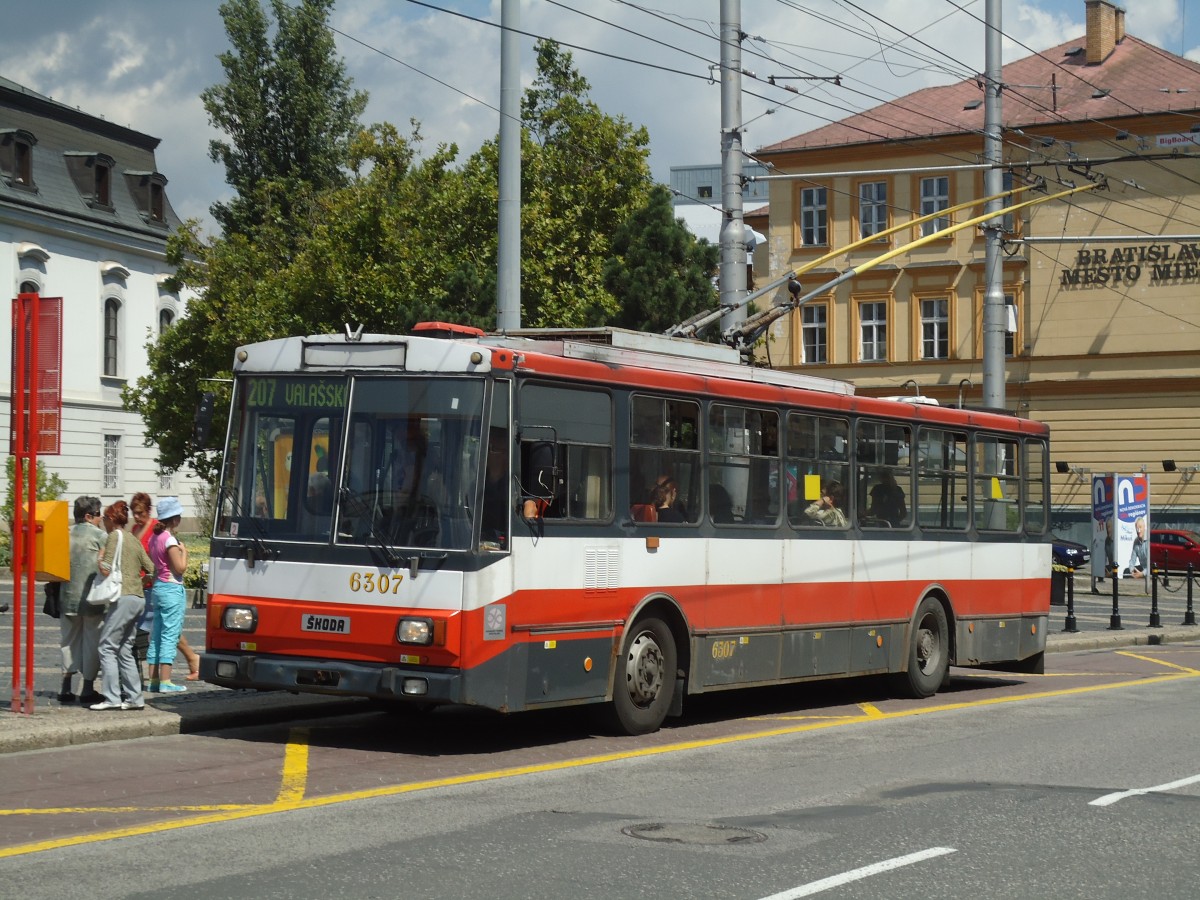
[626,632,664,706]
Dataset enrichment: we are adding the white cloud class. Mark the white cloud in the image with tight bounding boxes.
[2,0,1194,236]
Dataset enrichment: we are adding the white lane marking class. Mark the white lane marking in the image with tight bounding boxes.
[757,847,958,899]
[1090,773,1200,807]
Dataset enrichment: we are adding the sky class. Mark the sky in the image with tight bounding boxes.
[3,0,1197,236]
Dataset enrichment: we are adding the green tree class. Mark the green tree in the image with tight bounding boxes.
[128,38,661,477]
[202,0,367,237]
[456,40,656,328]
[603,184,719,334]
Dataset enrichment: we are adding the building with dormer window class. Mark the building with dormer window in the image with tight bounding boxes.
[1,75,195,512]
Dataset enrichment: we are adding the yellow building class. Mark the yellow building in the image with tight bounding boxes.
[756,1,1200,529]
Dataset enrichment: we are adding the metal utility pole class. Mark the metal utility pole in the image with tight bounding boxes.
[718,0,747,335]
[496,0,521,330]
[981,0,1005,408]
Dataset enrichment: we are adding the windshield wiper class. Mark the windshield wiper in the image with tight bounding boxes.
[218,486,279,567]
[338,488,401,568]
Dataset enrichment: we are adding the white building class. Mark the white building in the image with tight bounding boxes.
[1,76,195,513]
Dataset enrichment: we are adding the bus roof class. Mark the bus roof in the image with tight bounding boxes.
[229,327,1047,436]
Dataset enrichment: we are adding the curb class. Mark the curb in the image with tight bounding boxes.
[1046,626,1200,654]
[0,692,364,754]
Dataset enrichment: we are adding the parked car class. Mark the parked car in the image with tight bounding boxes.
[1051,534,1090,569]
[1150,529,1200,573]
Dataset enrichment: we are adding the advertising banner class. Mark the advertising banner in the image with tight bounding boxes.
[1090,475,1113,579]
[1114,473,1150,586]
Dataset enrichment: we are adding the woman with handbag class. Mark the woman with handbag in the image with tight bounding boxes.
[58,496,107,705]
[91,500,155,711]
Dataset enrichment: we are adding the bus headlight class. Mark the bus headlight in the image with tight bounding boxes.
[397,617,433,645]
[223,606,258,632]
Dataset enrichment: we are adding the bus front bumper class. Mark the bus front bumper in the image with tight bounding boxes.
[199,652,463,704]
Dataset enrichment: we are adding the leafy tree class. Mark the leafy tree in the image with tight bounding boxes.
[202,0,367,237]
[603,184,719,334]
[455,41,656,328]
[129,38,663,477]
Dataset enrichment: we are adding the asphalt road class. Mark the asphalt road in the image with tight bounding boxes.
[1,640,1197,898]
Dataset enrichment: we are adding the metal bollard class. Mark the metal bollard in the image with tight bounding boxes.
[1186,563,1197,627]
[1109,564,1123,630]
[1149,567,1162,628]
[1063,565,1078,633]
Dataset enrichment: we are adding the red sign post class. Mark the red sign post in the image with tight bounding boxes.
[10,292,62,714]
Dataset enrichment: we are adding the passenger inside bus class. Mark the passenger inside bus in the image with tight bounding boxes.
[867,469,908,527]
[709,482,736,524]
[804,481,847,528]
[651,478,685,523]
[654,473,689,520]
[520,440,558,519]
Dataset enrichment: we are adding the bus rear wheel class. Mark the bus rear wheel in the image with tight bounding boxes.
[893,597,949,699]
[607,617,677,736]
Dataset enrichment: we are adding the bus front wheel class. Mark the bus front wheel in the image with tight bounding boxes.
[607,617,677,736]
[894,597,949,699]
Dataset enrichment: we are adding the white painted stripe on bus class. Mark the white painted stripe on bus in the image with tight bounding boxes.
[211,537,1047,612]
[756,846,958,899]
[1090,773,1200,807]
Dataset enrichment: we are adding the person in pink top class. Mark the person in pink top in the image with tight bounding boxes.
[146,497,189,692]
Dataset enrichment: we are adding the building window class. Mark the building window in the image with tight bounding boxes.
[859,300,887,362]
[858,180,888,239]
[65,152,115,209]
[103,435,121,490]
[973,286,1022,359]
[94,159,111,207]
[103,298,120,376]
[159,471,173,491]
[920,298,949,359]
[800,186,828,247]
[1004,293,1017,357]
[697,185,713,199]
[1,129,36,189]
[159,308,175,335]
[919,176,950,236]
[801,303,828,364]
[149,181,165,222]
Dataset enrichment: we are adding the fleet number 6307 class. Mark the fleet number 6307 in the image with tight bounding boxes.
[349,571,405,593]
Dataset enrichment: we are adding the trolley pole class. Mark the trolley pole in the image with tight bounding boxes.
[1108,565,1123,630]
[1063,566,1078,633]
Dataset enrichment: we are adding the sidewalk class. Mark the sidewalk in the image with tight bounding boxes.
[0,684,365,754]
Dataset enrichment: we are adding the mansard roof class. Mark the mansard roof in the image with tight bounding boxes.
[758,35,1200,155]
[0,75,183,239]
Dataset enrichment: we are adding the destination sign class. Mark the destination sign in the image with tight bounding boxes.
[245,377,347,410]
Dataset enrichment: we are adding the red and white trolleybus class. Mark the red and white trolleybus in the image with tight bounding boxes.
[200,324,1051,734]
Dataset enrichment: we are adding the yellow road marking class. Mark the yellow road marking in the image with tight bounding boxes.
[1116,651,1200,675]
[858,703,884,718]
[275,728,310,803]
[1,668,1196,858]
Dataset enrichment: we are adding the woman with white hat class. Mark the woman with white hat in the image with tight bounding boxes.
[146,496,189,692]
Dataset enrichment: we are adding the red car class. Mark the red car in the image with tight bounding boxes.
[1150,529,1200,573]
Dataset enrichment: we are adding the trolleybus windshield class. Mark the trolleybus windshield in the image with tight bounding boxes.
[216,374,486,551]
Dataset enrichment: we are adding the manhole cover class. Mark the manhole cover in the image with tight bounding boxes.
[621,823,767,845]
